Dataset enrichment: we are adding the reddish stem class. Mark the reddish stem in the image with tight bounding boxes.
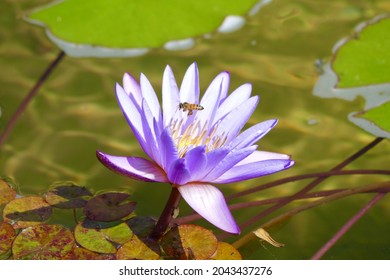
[311,193,386,260]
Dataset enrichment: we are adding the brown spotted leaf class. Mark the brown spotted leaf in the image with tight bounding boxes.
[0,222,15,259]
[117,235,160,260]
[64,246,116,260]
[12,224,75,259]
[209,242,242,260]
[0,179,16,206]
[3,196,52,229]
[74,221,133,254]
[84,192,136,222]
[44,182,93,209]
[160,224,218,260]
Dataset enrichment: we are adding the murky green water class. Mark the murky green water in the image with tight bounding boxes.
[1,0,389,259]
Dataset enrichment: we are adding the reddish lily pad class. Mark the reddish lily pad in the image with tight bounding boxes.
[12,224,75,259]
[209,242,242,260]
[83,192,136,222]
[117,235,160,260]
[160,224,218,260]
[65,246,116,260]
[44,182,93,209]
[74,222,133,254]
[126,216,156,238]
[0,179,16,206]
[0,222,16,259]
[3,196,52,229]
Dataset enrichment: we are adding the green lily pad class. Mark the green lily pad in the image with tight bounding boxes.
[313,15,390,138]
[12,224,75,260]
[74,222,133,254]
[209,242,242,260]
[27,0,265,57]
[83,192,136,222]
[160,224,218,260]
[44,182,93,209]
[0,179,16,206]
[332,16,390,88]
[349,101,390,138]
[3,196,52,229]
[116,235,160,260]
[0,222,15,259]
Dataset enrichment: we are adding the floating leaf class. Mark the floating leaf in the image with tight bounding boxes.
[3,196,52,229]
[0,222,15,259]
[74,222,133,254]
[349,101,390,138]
[253,228,284,248]
[126,216,156,238]
[117,235,160,260]
[65,246,116,260]
[44,182,93,209]
[160,224,218,260]
[84,192,136,222]
[27,0,266,57]
[0,179,16,206]
[313,15,390,138]
[209,242,242,260]
[12,224,75,260]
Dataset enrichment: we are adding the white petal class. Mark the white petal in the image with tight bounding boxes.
[178,183,240,234]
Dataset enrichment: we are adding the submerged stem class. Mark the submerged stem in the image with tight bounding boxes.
[0,51,66,149]
[149,187,182,240]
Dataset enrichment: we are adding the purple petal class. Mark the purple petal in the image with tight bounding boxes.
[197,71,229,129]
[228,119,278,150]
[140,73,162,124]
[214,83,252,124]
[140,99,161,165]
[178,183,240,234]
[162,65,180,127]
[203,145,257,182]
[213,96,259,145]
[180,62,199,104]
[168,158,191,185]
[214,159,295,184]
[96,151,168,182]
[122,72,142,106]
[184,145,207,181]
[199,147,231,179]
[160,127,179,171]
[236,150,291,166]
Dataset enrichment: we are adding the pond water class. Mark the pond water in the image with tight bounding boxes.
[1,0,389,259]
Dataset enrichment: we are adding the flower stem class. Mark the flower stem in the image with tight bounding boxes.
[311,192,386,260]
[0,51,66,149]
[149,187,182,240]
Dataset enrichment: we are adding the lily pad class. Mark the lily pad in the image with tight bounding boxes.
[3,196,52,229]
[126,216,156,238]
[12,224,75,260]
[83,192,136,222]
[65,246,116,260]
[44,182,93,209]
[160,224,218,260]
[0,222,15,259]
[27,0,268,57]
[74,222,133,254]
[116,235,160,260]
[209,242,242,260]
[0,179,16,206]
[313,15,390,138]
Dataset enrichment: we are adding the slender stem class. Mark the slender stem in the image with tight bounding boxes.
[227,137,385,237]
[0,51,66,149]
[311,192,386,260]
[149,187,182,240]
[232,181,390,249]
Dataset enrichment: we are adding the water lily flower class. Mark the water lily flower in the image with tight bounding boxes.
[97,63,294,234]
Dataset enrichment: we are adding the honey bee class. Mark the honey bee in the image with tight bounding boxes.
[178,102,204,116]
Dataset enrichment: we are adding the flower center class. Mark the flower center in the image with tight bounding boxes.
[169,118,227,157]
